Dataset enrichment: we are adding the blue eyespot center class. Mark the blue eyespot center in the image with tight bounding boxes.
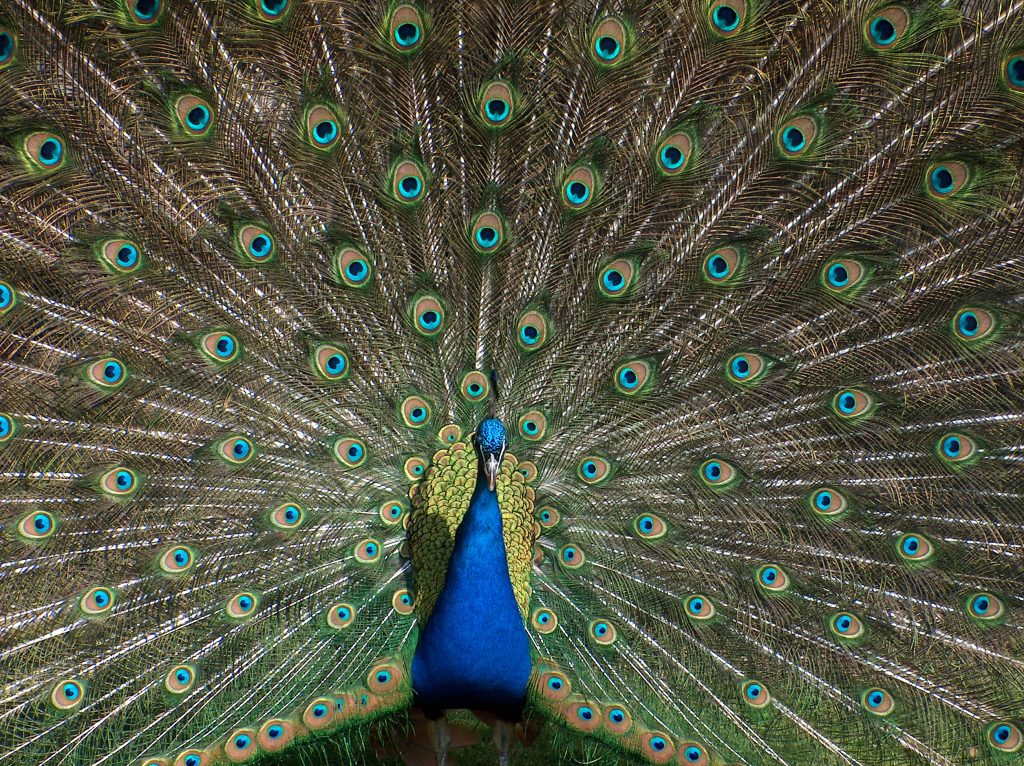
[314,119,338,144]
[931,166,954,194]
[285,506,299,522]
[174,548,189,565]
[520,324,539,343]
[115,470,132,488]
[216,336,235,357]
[566,181,590,205]
[870,16,896,45]
[685,746,702,761]
[595,35,620,61]
[0,32,14,62]
[583,461,597,477]
[640,516,654,531]
[836,615,852,631]
[942,436,961,458]
[313,703,328,717]
[0,416,9,437]
[704,461,722,480]
[994,725,1011,742]
[712,5,739,31]
[485,98,509,121]
[34,513,51,532]
[651,737,667,751]
[104,361,123,383]
[747,684,761,698]
[238,595,253,610]
[476,226,498,247]
[268,725,283,738]
[63,682,79,699]
[233,439,251,458]
[838,392,856,412]
[395,22,420,47]
[902,536,920,554]
[346,260,367,279]
[548,677,562,690]
[828,263,849,286]
[94,589,111,606]
[116,244,138,267]
[250,234,272,258]
[186,105,210,131]
[619,367,638,388]
[761,567,778,584]
[972,595,990,614]
[610,709,624,723]
[868,691,884,707]
[708,255,729,278]
[660,144,684,169]
[0,285,10,308]
[235,735,250,749]
[399,176,422,198]
[579,706,593,720]
[176,669,191,684]
[184,756,200,766]
[1009,56,1024,86]
[730,357,750,378]
[365,543,377,556]
[38,137,63,165]
[958,311,979,336]
[602,268,624,290]
[689,598,704,613]
[782,125,806,152]
[135,0,159,20]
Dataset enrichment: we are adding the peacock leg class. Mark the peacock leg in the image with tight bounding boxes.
[427,714,451,766]
[493,719,513,766]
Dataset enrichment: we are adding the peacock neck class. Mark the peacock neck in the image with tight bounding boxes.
[411,465,532,720]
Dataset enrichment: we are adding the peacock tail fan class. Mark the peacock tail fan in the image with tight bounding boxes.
[1,1,1023,765]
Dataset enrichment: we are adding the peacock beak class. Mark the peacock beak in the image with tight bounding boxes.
[485,453,500,491]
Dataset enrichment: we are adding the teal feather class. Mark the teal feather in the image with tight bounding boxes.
[2,1,1024,765]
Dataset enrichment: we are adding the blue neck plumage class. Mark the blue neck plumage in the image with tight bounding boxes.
[411,440,532,719]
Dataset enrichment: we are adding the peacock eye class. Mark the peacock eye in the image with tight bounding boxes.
[411,295,445,336]
[174,94,214,137]
[809,486,848,517]
[561,164,599,209]
[391,159,427,203]
[50,679,85,710]
[741,679,770,708]
[226,592,258,619]
[236,224,276,263]
[312,343,349,381]
[861,687,895,716]
[590,17,627,66]
[726,352,767,384]
[1005,51,1024,92]
[86,357,128,390]
[896,532,935,563]
[470,211,505,253]
[306,105,341,149]
[988,722,1022,752]
[700,458,738,489]
[160,545,196,574]
[865,6,910,50]
[333,437,367,468]
[703,246,743,284]
[822,257,869,294]
[335,245,374,288]
[354,538,382,564]
[685,594,715,620]
[633,513,666,540]
[830,611,864,639]
[952,307,995,342]
[966,591,1005,622]
[327,601,356,629]
[517,410,547,441]
[926,161,969,198]
[479,81,516,127]
[461,371,490,401]
[708,0,747,36]
[756,564,789,592]
[18,510,56,541]
[0,280,16,314]
[127,0,162,24]
[516,310,550,351]
[578,456,611,484]
[256,0,290,21]
[656,130,694,175]
[400,395,431,428]
[936,432,978,465]
[0,28,17,68]
[389,5,425,52]
[777,115,819,157]
[831,388,875,420]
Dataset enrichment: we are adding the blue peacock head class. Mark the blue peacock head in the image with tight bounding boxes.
[475,417,507,491]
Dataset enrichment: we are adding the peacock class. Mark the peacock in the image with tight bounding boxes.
[2,0,1024,764]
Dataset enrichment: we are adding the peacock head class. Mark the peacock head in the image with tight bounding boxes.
[475,417,507,491]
